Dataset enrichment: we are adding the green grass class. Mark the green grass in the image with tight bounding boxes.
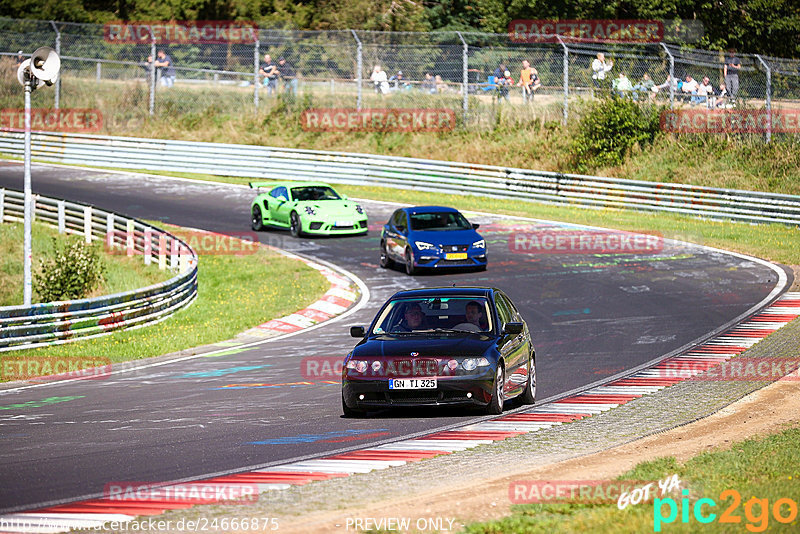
[0,221,171,307]
[1,243,329,365]
[463,425,800,533]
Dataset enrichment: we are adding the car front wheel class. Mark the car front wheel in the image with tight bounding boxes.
[484,363,504,415]
[520,357,536,404]
[290,211,303,238]
[342,393,365,418]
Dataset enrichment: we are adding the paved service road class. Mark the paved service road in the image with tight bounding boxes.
[0,162,789,512]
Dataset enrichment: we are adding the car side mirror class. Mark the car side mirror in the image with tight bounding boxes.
[502,322,523,335]
[396,226,406,234]
[277,195,288,203]
[350,325,366,337]
[472,223,480,230]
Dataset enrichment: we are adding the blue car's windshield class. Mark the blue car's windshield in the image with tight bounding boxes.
[409,212,471,231]
[292,186,341,201]
[373,297,492,334]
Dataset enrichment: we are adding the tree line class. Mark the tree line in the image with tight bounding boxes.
[1,0,798,58]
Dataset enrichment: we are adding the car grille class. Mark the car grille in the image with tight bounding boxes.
[442,244,468,252]
[388,391,440,403]
[439,258,476,266]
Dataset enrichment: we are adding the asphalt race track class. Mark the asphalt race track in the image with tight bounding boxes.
[0,162,789,513]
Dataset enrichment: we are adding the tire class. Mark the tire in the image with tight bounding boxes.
[290,211,303,238]
[520,357,536,405]
[251,206,263,231]
[342,393,365,418]
[404,247,416,275]
[379,241,393,268]
[484,363,505,415]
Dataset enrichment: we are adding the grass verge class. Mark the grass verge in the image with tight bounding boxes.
[0,223,330,370]
[462,424,800,533]
[0,221,171,307]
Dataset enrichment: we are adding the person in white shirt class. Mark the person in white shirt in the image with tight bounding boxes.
[694,76,713,106]
[371,65,389,94]
[591,53,613,93]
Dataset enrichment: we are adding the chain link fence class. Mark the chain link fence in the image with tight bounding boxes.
[1,17,798,138]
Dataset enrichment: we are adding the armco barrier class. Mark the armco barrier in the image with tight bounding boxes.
[1,131,799,226]
[0,188,198,352]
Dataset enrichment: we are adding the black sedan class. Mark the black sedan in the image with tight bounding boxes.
[342,287,535,416]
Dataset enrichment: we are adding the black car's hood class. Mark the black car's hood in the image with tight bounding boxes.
[353,334,495,359]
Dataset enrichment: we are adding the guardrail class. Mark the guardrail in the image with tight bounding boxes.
[0,187,198,352]
[1,131,799,226]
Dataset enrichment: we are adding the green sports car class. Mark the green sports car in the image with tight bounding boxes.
[249,181,368,237]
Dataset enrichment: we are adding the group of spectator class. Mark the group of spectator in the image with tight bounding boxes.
[370,65,449,94]
[593,50,742,108]
[492,60,542,103]
[259,53,297,96]
[143,49,176,87]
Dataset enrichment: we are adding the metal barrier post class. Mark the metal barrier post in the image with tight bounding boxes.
[351,30,362,111]
[106,212,114,249]
[50,21,61,110]
[126,219,134,257]
[457,32,468,125]
[83,205,92,243]
[0,189,4,223]
[148,27,156,117]
[143,228,152,265]
[755,55,772,143]
[660,43,675,108]
[58,200,65,233]
[158,233,167,270]
[556,36,569,125]
[253,38,260,111]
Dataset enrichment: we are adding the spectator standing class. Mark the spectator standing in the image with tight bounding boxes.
[518,60,541,102]
[591,53,613,93]
[724,49,741,100]
[259,54,279,95]
[14,50,24,66]
[497,69,513,102]
[277,57,297,96]
[154,49,175,88]
[371,64,389,94]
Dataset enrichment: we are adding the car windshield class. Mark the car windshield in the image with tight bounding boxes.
[409,211,472,231]
[372,297,492,334]
[292,186,341,201]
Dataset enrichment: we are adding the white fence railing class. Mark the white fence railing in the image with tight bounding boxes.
[0,187,198,352]
[1,131,799,226]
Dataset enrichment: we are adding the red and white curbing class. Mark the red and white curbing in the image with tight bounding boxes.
[2,292,797,533]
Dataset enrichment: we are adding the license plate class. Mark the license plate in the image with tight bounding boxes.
[389,378,437,390]
[445,252,467,260]
[335,221,354,227]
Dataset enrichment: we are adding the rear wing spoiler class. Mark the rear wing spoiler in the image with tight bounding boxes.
[249,182,275,189]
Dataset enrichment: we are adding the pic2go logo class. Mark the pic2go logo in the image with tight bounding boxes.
[654,489,798,532]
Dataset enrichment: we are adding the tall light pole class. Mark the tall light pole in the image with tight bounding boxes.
[16,47,61,306]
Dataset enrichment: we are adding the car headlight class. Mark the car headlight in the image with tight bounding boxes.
[346,360,367,373]
[355,205,364,215]
[462,357,491,371]
[415,241,436,250]
[472,239,485,249]
[304,206,316,215]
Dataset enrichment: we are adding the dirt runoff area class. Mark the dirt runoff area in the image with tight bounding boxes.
[276,376,800,533]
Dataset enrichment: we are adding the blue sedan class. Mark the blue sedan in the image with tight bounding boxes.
[380,206,487,275]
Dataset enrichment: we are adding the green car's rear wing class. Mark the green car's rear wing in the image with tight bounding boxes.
[249,181,276,189]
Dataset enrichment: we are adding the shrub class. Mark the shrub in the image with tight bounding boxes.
[571,96,664,173]
[33,237,106,302]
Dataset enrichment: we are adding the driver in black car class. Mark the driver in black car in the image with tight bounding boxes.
[395,303,428,331]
